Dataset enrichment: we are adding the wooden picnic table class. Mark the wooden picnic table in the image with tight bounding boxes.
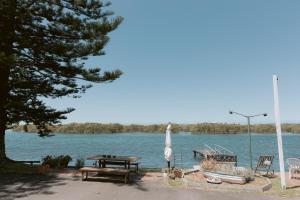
[87,155,141,170]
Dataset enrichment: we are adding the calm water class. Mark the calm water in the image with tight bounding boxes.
[6,131,300,170]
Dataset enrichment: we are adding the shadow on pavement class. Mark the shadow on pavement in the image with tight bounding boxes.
[0,174,67,200]
[0,171,155,200]
[80,172,150,192]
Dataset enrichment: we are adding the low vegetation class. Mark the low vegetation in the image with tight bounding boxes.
[75,159,85,169]
[0,161,40,174]
[266,177,300,197]
[12,123,300,134]
[42,155,72,169]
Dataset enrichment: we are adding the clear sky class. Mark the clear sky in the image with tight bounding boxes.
[48,0,300,124]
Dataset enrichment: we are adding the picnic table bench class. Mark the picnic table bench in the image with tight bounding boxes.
[79,167,130,184]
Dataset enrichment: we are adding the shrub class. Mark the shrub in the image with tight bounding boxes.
[42,155,58,168]
[42,155,72,169]
[75,159,85,169]
[58,155,72,168]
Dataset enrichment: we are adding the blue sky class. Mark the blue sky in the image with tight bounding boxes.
[48,0,300,124]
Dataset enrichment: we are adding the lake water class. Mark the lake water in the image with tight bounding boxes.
[6,131,300,170]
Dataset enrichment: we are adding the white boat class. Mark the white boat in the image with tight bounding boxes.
[203,171,247,184]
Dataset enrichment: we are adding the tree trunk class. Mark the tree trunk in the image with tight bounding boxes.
[0,129,6,160]
[0,1,16,161]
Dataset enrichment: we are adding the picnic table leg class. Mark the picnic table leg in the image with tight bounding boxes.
[125,173,129,184]
[101,160,106,168]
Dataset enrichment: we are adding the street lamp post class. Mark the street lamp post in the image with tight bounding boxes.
[229,111,267,169]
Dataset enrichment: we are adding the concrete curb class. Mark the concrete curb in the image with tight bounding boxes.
[180,177,272,192]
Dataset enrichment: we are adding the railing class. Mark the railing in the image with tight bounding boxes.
[197,144,237,166]
[204,144,218,155]
[213,144,235,155]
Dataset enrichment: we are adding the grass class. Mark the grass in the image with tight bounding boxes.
[168,178,185,187]
[139,168,162,173]
[0,161,40,175]
[265,177,300,197]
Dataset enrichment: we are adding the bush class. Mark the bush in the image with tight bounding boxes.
[42,155,58,168]
[75,159,85,169]
[58,155,72,168]
[42,155,72,169]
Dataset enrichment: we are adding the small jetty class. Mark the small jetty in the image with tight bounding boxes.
[193,144,237,165]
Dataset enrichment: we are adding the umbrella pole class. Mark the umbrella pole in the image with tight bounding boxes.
[167,161,170,173]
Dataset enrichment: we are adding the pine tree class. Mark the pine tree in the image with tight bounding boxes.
[0,0,123,160]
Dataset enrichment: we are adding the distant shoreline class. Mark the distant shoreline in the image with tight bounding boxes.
[12,123,300,134]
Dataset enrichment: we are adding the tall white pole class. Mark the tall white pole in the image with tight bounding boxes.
[273,75,286,190]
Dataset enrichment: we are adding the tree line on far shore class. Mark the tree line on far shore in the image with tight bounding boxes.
[12,123,300,134]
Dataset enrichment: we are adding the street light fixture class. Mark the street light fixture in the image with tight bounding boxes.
[229,110,268,169]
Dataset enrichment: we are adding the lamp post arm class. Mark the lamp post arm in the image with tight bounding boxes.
[230,111,248,118]
[249,113,267,118]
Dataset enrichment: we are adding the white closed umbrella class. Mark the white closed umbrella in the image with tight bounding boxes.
[164,123,172,171]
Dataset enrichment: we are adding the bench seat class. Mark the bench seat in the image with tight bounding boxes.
[79,167,130,183]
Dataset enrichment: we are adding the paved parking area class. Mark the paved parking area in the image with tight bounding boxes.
[0,172,298,200]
